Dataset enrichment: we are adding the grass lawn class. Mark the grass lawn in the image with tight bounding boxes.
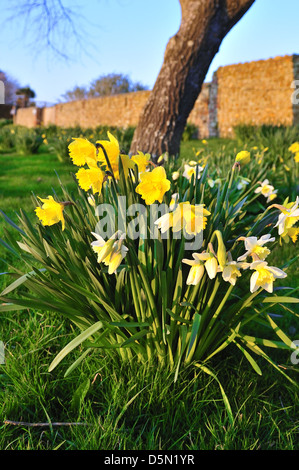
[0,140,298,451]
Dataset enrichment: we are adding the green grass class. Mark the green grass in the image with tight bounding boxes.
[0,139,298,450]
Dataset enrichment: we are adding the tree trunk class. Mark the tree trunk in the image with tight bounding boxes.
[130,0,255,157]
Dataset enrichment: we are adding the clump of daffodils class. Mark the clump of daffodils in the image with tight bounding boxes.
[4,128,296,394]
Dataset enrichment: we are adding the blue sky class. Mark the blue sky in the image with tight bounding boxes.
[0,0,298,104]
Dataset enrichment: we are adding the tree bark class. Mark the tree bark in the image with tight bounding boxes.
[130,0,255,157]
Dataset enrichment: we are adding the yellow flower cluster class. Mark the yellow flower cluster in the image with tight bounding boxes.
[289,142,299,162]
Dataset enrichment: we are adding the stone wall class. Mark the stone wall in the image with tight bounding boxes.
[14,106,42,127]
[14,55,299,138]
[41,86,211,137]
[216,55,298,136]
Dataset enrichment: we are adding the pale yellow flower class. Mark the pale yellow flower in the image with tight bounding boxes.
[182,251,218,284]
[237,234,275,261]
[183,164,203,182]
[254,179,275,198]
[91,231,128,274]
[219,253,244,286]
[272,197,299,238]
[249,260,287,293]
[169,193,179,211]
[155,202,210,236]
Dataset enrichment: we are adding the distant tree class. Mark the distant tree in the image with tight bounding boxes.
[62,86,88,102]
[88,73,148,98]
[62,74,148,102]
[4,0,255,155]
[0,70,20,105]
[16,86,36,108]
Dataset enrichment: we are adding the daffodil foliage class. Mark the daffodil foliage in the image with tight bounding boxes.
[1,134,298,392]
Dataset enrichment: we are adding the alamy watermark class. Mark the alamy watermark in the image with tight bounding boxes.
[291,80,299,105]
[0,341,4,365]
[0,80,5,104]
[93,197,205,251]
[290,340,299,365]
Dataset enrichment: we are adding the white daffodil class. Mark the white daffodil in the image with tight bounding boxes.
[169,193,179,211]
[237,234,275,261]
[183,164,204,182]
[91,231,128,274]
[183,251,218,284]
[87,194,96,207]
[266,189,278,203]
[249,260,287,293]
[218,252,246,286]
[272,196,299,236]
[172,171,180,181]
[254,179,275,198]
[155,202,210,236]
[182,253,206,285]
[237,177,250,191]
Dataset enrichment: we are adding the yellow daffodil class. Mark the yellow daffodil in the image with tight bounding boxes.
[131,151,151,173]
[183,164,203,182]
[68,138,98,168]
[235,150,250,165]
[76,167,105,195]
[288,142,299,154]
[135,166,171,205]
[113,154,135,180]
[294,153,299,163]
[254,179,275,198]
[249,260,287,293]
[202,140,208,145]
[35,196,66,231]
[91,231,128,274]
[237,234,275,261]
[96,131,120,166]
[155,202,210,236]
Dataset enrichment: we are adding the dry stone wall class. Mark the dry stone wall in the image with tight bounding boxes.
[216,55,298,137]
[13,55,299,138]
